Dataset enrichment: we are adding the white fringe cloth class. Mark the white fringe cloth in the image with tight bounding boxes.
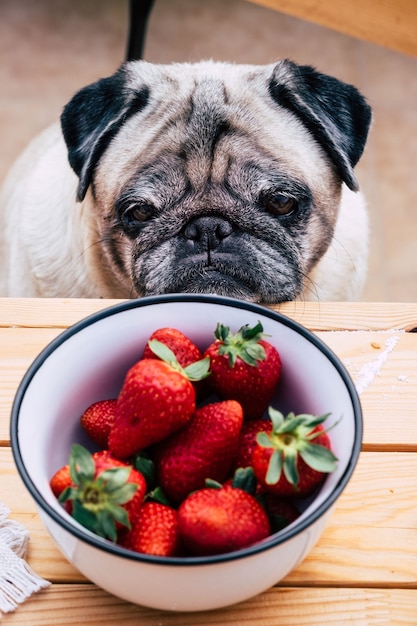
[0,501,50,616]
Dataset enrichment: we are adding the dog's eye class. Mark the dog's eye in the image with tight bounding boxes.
[121,203,154,228]
[264,194,296,216]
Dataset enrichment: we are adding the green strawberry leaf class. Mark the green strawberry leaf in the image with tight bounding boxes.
[256,431,274,448]
[241,343,265,366]
[69,443,95,485]
[240,321,264,341]
[279,414,309,434]
[268,407,285,430]
[106,503,131,529]
[214,323,231,342]
[145,486,171,505]
[72,500,100,534]
[183,356,211,381]
[299,442,338,473]
[58,486,76,504]
[265,449,282,485]
[218,342,240,367]
[133,453,157,489]
[301,412,332,429]
[307,414,342,440]
[283,450,299,487]
[99,467,131,492]
[106,482,138,505]
[148,338,210,381]
[231,467,257,494]
[205,478,223,490]
[99,511,118,542]
[147,339,179,365]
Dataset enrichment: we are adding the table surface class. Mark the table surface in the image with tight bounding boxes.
[1,298,417,625]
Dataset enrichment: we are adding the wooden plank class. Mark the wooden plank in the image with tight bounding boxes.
[0,298,417,332]
[2,449,417,587]
[2,329,416,448]
[0,298,125,329]
[3,585,417,625]
[0,328,63,444]
[315,331,417,450]
[245,0,417,58]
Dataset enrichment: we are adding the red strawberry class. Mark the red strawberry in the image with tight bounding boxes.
[80,399,117,449]
[122,502,182,557]
[57,445,146,541]
[50,464,72,499]
[143,328,209,400]
[252,409,338,498]
[232,418,272,471]
[204,321,282,420]
[260,493,300,531]
[156,400,244,503]
[142,327,203,367]
[177,484,271,556]
[109,348,209,459]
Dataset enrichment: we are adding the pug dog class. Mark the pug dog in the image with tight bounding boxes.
[0,59,372,301]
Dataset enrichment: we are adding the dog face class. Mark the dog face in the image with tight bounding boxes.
[61,59,371,302]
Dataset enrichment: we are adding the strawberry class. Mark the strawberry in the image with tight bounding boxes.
[143,328,209,401]
[142,327,203,367]
[232,418,272,471]
[252,409,338,498]
[57,445,146,541]
[156,400,244,503]
[204,321,282,420]
[109,345,210,459]
[260,493,300,531]
[177,483,271,556]
[122,501,182,557]
[80,399,117,449]
[50,464,72,499]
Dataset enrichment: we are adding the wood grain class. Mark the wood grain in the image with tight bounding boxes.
[245,0,417,58]
[3,585,417,625]
[0,298,416,331]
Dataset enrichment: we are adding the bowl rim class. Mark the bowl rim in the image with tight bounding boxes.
[10,293,363,566]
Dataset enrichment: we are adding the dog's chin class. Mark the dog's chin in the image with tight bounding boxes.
[172,271,259,302]
[139,266,299,304]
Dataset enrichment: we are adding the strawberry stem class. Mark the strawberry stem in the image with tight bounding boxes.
[214,321,267,368]
[257,410,339,487]
[59,444,138,541]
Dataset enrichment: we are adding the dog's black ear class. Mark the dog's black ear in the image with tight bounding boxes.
[269,59,372,191]
[61,65,149,201]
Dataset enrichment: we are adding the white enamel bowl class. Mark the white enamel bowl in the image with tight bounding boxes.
[11,295,362,612]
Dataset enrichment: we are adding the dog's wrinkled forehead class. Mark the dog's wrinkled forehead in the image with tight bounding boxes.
[61,59,372,202]
[100,62,327,197]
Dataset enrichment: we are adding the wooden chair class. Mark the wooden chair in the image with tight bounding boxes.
[126,0,155,61]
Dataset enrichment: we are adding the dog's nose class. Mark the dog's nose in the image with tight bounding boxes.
[184,216,233,250]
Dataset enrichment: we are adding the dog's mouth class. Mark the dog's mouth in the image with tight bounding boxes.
[137,252,300,303]
[171,258,259,299]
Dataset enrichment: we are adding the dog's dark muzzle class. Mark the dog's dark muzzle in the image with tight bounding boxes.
[183,215,234,261]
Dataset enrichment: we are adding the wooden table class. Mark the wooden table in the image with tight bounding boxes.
[1,298,417,624]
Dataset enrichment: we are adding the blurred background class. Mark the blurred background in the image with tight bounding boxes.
[1,0,416,301]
